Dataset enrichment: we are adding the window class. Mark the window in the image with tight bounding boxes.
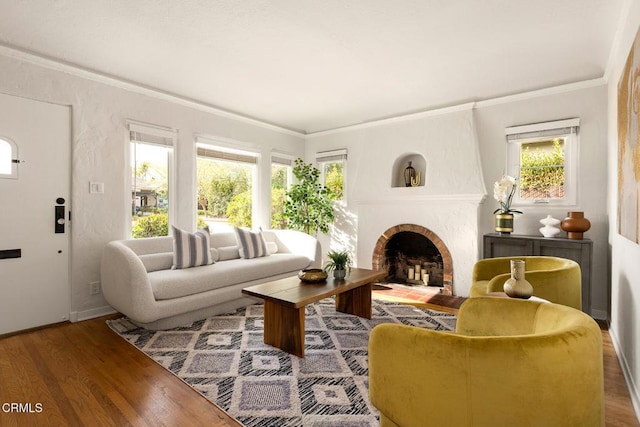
[316,149,347,201]
[0,137,18,179]
[129,122,176,238]
[196,141,258,232]
[506,119,579,206]
[271,153,292,229]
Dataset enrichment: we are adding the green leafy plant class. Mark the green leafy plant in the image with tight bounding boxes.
[520,139,565,199]
[132,213,168,238]
[283,159,335,236]
[324,250,351,273]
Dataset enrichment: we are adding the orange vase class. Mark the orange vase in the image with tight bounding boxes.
[560,211,591,240]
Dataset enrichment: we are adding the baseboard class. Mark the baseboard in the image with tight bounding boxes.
[608,327,640,421]
[69,305,117,322]
[591,309,608,321]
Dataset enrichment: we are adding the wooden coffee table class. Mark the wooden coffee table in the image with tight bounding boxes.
[241,268,387,357]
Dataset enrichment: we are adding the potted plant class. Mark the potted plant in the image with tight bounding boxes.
[324,250,351,279]
[283,159,336,236]
[493,175,523,234]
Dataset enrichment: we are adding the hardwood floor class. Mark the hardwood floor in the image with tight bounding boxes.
[0,315,240,427]
[0,300,637,426]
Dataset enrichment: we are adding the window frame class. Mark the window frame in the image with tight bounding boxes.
[127,121,177,238]
[195,137,261,230]
[0,136,19,179]
[505,119,579,208]
[316,149,347,202]
[270,152,293,229]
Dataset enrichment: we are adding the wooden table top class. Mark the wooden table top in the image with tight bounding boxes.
[242,267,387,309]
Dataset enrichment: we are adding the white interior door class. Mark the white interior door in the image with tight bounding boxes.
[0,92,70,335]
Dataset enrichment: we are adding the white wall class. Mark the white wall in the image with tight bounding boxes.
[307,84,609,314]
[0,52,305,320]
[607,0,640,416]
[475,84,609,319]
[306,107,487,296]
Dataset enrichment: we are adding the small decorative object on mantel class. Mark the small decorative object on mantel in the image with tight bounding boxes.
[410,171,421,187]
[298,268,328,283]
[324,250,352,279]
[539,215,561,238]
[404,161,416,187]
[503,259,533,299]
[493,175,522,234]
[561,211,591,240]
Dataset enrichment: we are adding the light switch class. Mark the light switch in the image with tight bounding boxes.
[90,182,104,194]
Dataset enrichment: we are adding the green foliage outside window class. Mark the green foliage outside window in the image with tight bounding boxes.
[519,139,565,199]
[132,213,168,238]
[197,159,251,218]
[283,159,335,236]
[132,213,207,238]
[324,162,344,200]
[226,190,252,228]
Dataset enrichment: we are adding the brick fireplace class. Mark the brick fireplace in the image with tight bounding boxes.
[372,224,454,295]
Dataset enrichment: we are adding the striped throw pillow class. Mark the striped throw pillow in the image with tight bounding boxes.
[234,227,269,259]
[172,226,214,269]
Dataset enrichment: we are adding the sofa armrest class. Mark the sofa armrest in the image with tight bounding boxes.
[268,229,322,268]
[100,241,157,321]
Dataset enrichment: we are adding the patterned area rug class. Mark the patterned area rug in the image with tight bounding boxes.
[107,298,456,427]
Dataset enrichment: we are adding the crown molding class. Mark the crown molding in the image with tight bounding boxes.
[0,42,608,140]
[307,78,606,138]
[306,103,476,139]
[0,43,305,138]
[475,78,606,108]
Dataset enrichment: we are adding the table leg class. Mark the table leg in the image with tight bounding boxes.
[335,282,372,319]
[263,300,306,357]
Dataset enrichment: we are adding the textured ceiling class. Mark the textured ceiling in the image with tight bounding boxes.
[0,0,625,133]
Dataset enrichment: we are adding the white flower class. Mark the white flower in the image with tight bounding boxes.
[493,181,509,203]
[493,175,520,214]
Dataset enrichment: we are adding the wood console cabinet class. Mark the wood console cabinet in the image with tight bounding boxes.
[483,233,593,313]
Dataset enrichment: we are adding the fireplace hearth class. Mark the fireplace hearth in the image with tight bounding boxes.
[372,224,453,295]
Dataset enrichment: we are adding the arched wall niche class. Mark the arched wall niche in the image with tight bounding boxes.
[391,153,426,187]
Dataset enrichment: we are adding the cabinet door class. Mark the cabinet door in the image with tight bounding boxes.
[537,240,592,311]
[536,240,585,264]
[484,236,534,258]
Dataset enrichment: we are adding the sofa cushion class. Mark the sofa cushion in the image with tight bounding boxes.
[140,252,174,272]
[234,227,269,259]
[218,246,240,261]
[149,253,310,300]
[172,226,214,269]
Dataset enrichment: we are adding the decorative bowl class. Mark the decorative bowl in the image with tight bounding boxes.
[298,268,328,283]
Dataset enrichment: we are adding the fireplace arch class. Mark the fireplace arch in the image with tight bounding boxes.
[372,224,454,295]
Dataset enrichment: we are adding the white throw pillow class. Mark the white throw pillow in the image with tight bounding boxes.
[172,226,214,269]
[234,227,269,259]
[266,241,278,255]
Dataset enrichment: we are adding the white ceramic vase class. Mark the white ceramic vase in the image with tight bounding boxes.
[503,259,533,299]
[539,215,561,238]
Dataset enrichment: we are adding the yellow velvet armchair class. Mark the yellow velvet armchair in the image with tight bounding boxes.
[470,256,582,310]
[368,298,604,427]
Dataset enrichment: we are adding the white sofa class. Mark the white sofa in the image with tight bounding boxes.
[101,229,321,329]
